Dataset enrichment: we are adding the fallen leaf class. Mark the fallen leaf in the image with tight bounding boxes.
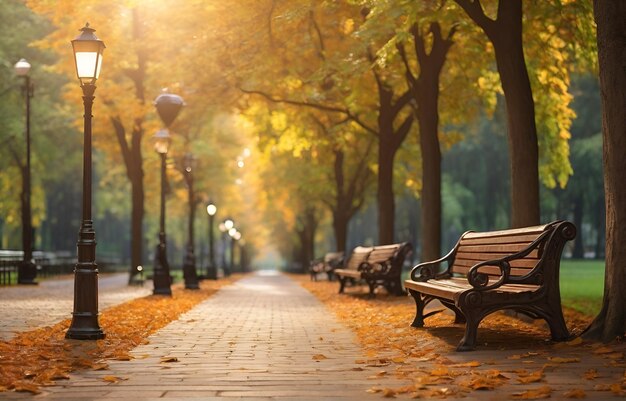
[367,386,382,393]
[592,346,614,354]
[160,356,179,363]
[510,385,552,399]
[382,388,397,398]
[351,367,364,371]
[312,354,327,361]
[516,370,544,384]
[102,375,122,383]
[92,363,109,371]
[547,357,580,364]
[454,360,481,368]
[563,388,586,399]
[583,369,598,380]
[13,383,41,394]
[566,337,583,346]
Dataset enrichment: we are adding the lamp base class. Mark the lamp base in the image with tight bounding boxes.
[17,260,38,285]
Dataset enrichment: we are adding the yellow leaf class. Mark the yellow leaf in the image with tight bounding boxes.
[102,375,121,383]
[312,354,327,361]
[160,356,179,363]
[454,360,481,367]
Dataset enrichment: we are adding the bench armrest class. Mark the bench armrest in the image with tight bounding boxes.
[468,260,511,290]
[468,229,553,290]
[409,249,455,281]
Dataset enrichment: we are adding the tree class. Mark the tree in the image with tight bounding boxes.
[583,0,626,342]
[453,0,539,228]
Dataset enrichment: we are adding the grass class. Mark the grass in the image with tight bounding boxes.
[559,259,604,316]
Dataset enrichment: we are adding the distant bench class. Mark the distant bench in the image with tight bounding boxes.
[334,242,412,296]
[404,221,576,351]
[309,251,344,281]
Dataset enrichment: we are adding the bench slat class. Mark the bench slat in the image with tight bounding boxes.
[460,234,544,246]
[405,278,541,300]
[463,224,549,239]
[456,243,533,254]
[455,250,540,260]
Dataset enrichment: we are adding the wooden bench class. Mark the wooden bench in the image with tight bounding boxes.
[404,221,576,351]
[309,251,344,281]
[335,242,413,296]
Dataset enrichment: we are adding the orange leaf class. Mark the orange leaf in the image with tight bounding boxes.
[454,360,481,368]
[511,385,552,399]
[102,375,122,383]
[160,356,179,363]
[583,369,598,380]
[517,370,544,384]
[13,383,41,394]
[312,354,327,361]
[563,389,586,399]
[547,357,580,364]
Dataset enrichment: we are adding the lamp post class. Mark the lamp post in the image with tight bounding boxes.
[14,58,37,285]
[152,129,172,295]
[220,219,233,277]
[66,23,106,340]
[152,89,184,295]
[228,227,237,273]
[182,153,199,289]
[206,201,217,280]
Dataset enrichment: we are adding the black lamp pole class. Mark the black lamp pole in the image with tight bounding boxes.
[182,153,199,289]
[66,23,105,340]
[152,136,172,295]
[152,90,184,296]
[206,202,217,280]
[14,59,37,285]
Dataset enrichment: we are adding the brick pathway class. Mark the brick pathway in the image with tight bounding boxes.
[4,271,396,400]
[0,273,151,340]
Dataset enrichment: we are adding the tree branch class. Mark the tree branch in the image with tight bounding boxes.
[453,0,496,36]
[240,87,378,135]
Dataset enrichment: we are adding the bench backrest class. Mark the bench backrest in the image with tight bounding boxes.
[450,222,573,282]
[345,246,373,270]
[367,242,412,274]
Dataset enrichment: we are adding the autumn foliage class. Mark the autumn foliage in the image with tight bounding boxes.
[0,276,241,394]
[295,276,626,399]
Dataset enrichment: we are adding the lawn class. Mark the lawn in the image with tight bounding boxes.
[559,259,604,316]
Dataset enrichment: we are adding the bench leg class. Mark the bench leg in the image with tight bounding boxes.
[367,280,376,297]
[457,309,484,352]
[535,303,570,342]
[338,277,347,294]
[327,271,334,282]
[441,300,466,324]
[408,289,426,328]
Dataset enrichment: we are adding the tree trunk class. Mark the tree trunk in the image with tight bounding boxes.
[417,105,442,262]
[378,137,396,245]
[491,3,540,228]
[572,197,585,259]
[584,0,626,341]
[333,210,349,253]
[595,199,606,259]
[455,0,540,228]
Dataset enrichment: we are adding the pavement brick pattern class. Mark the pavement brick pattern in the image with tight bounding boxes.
[0,273,151,340]
[4,271,395,400]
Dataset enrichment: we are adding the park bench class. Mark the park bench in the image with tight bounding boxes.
[309,251,344,281]
[335,242,413,296]
[404,220,576,351]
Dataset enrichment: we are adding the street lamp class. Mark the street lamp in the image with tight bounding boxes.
[66,23,106,340]
[152,129,172,295]
[14,58,37,285]
[228,227,238,273]
[182,153,199,289]
[206,201,217,280]
[152,89,184,295]
[219,219,232,277]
